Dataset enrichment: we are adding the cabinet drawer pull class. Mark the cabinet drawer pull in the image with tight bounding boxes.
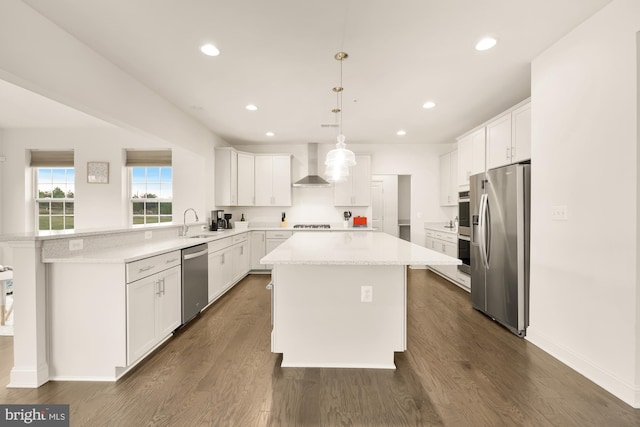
[138,265,154,273]
[165,258,179,264]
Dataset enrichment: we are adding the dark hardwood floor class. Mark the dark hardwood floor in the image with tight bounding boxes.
[1,270,639,426]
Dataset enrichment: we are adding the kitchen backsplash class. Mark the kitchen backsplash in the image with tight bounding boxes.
[221,186,370,225]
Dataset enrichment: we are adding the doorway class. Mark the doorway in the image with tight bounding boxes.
[371,175,412,241]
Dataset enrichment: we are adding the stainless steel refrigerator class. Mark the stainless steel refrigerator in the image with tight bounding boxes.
[470,163,530,336]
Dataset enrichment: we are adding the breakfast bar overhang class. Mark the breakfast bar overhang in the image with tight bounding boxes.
[261,231,460,369]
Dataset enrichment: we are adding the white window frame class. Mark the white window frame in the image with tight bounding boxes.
[129,166,173,226]
[34,167,75,231]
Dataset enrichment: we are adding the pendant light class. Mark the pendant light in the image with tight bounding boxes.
[325,51,356,182]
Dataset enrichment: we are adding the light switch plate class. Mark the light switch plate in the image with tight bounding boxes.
[551,205,568,221]
[361,285,373,303]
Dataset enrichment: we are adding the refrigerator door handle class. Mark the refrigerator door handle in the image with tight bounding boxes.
[478,193,490,270]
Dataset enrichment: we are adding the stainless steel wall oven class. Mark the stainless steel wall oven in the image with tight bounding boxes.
[458,191,471,275]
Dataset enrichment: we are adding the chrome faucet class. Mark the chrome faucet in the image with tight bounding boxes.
[181,208,199,236]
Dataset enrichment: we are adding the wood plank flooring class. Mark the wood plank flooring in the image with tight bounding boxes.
[1,270,639,426]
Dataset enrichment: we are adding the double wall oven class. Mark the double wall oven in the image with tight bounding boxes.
[457,191,471,275]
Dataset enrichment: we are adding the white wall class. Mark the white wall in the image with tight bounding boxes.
[528,0,639,407]
[0,127,214,235]
[232,143,455,244]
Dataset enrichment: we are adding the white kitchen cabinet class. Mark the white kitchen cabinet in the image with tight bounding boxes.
[265,230,293,270]
[250,231,267,270]
[457,128,486,186]
[215,147,238,206]
[334,155,372,206]
[439,150,458,206]
[486,113,512,170]
[208,237,234,303]
[425,229,458,282]
[486,101,531,169]
[511,102,531,164]
[126,275,156,365]
[231,233,250,282]
[207,233,250,303]
[255,155,292,206]
[126,256,181,365]
[237,152,255,206]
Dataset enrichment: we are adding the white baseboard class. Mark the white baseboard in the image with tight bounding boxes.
[526,327,640,408]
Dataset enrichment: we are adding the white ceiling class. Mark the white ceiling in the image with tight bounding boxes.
[8,0,612,145]
[0,79,110,128]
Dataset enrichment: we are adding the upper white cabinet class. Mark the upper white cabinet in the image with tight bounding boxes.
[511,102,532,164]
[215,148,238,206]
[486,101,531,170]
[439,150,458,206]
[255,155,292,206]
[237,152,255,206]
[457,128,486,187]
[334,155,372,206]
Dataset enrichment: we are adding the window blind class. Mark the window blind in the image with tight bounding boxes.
[125,149,172,166]
[29,150,74,167]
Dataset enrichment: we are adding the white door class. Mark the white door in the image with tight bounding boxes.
[371,180,384,231]
[237,152,255,206]
[254,156,273,206]
[155,265,181,338]
[126,275,157,364]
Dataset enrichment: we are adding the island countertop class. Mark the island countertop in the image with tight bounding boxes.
[260,231,461,266]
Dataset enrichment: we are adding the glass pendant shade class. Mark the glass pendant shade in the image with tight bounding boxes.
[325,162,350,183]
[325,139,357,168]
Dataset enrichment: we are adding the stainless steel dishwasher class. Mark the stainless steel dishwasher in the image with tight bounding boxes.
[181,244,209,325]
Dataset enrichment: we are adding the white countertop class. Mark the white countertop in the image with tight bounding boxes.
[40,225,375,264]
[260,231,461,266]
[424,222,458,234]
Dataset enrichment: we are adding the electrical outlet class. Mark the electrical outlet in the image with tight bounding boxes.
[69,239,83,251]
[144,231,153,239]
[551,205,568,221]
[361,285,373,303]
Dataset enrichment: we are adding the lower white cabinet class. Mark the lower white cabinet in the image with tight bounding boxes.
[250,231,267,270]
[126,259,181,365]
[207,233,251,304]
[265,230,293,270]
[208,244,233,303]
[232,233,250,281]
[425,229,458,282]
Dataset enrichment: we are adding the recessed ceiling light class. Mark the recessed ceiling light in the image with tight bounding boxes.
[475,37,497,51]
[266,132,275,137]
[422,101,436,109]
[245,104,258,111]
[200,43,220,56]
[397,130,406,136]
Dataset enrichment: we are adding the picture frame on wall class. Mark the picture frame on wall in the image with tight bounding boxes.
[87,161,109,184]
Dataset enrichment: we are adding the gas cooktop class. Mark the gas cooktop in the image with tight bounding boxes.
[293,224,331,229]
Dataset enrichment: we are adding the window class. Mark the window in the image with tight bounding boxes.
[131,167,173,225]
[36,168,75,231]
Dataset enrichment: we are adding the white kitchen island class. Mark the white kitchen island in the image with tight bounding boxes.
[261,231,460,369]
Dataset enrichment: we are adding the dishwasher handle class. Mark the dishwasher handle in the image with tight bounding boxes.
[183,249,208,261]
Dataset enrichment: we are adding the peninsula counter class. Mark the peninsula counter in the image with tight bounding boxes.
[260,231,460,369]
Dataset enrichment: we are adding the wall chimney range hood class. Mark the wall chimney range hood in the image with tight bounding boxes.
[293,143,331,187]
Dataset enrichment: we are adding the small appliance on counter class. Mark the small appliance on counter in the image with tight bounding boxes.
[343,211,352,228]
[211,210,226,231]
[224,213,233,229]
[353,216,367,227]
